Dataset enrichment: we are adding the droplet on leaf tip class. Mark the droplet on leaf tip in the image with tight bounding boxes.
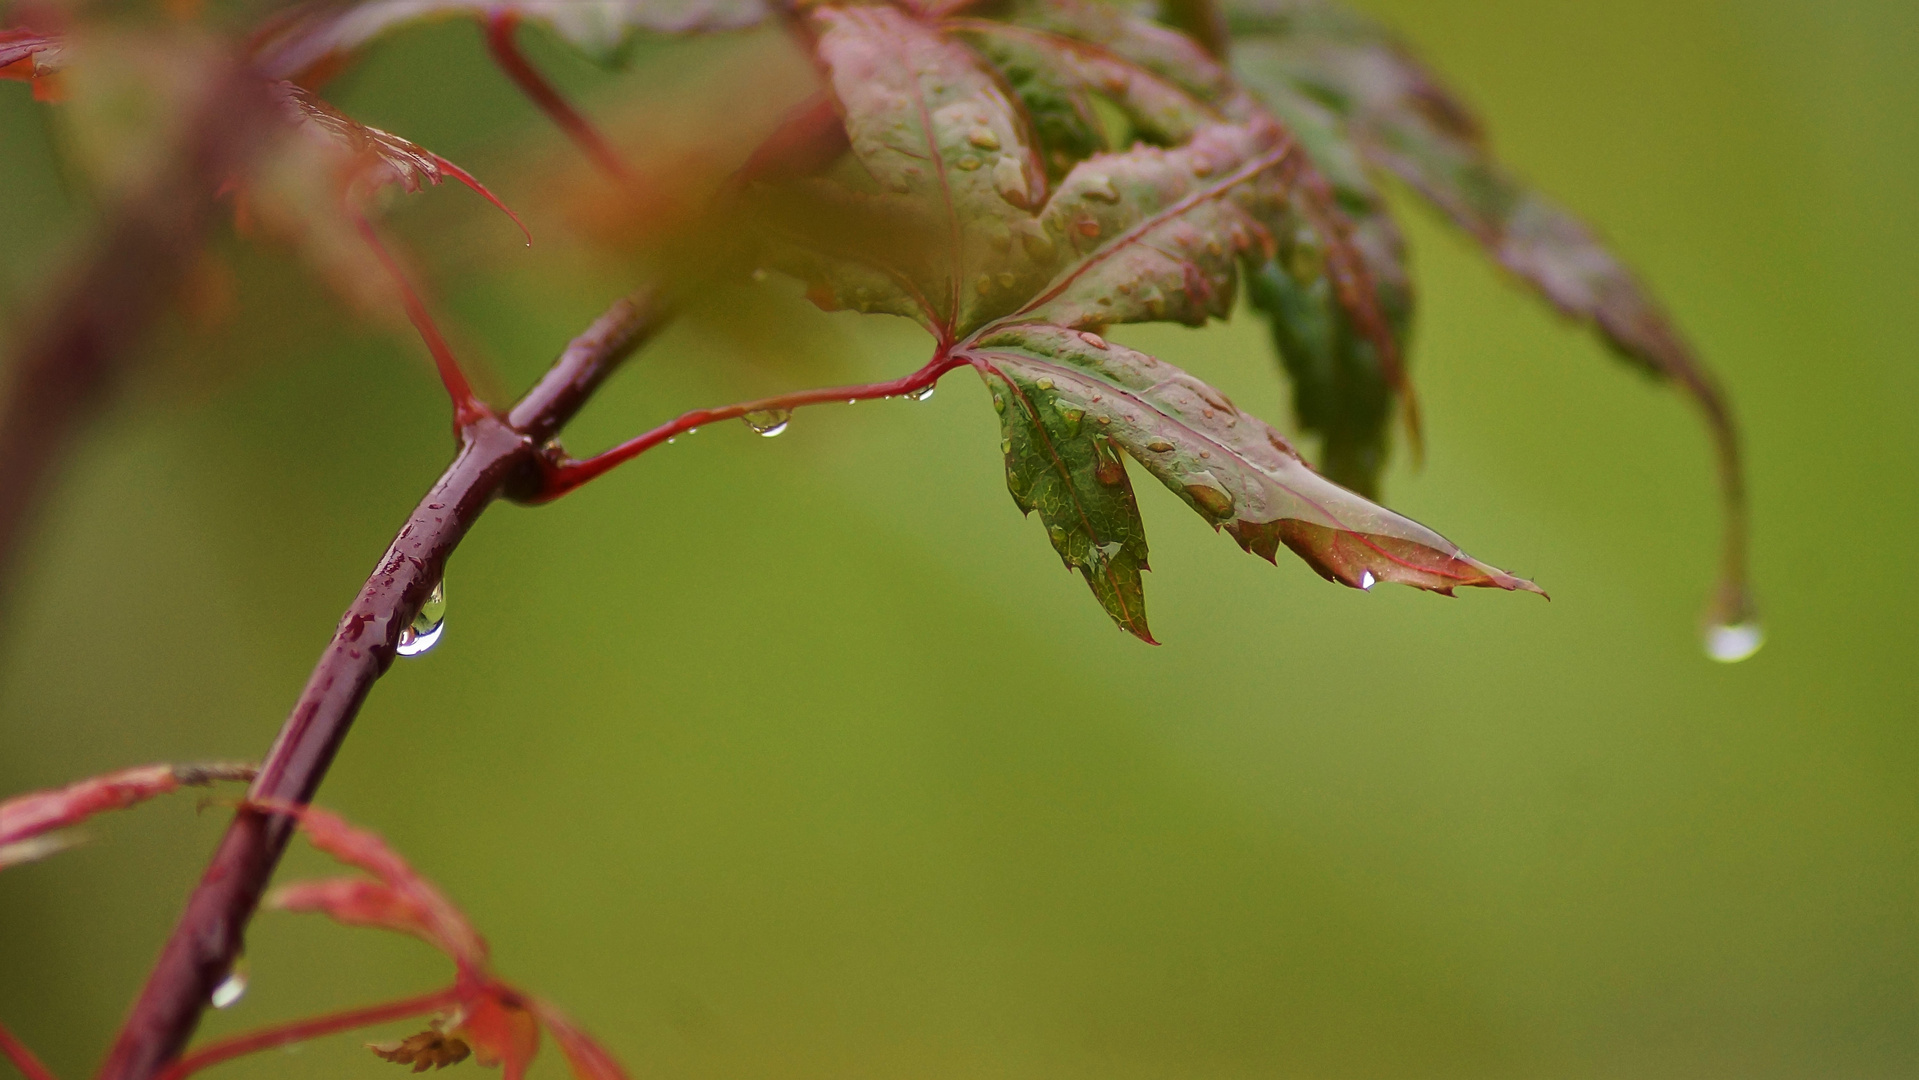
[1704,620,1764,663]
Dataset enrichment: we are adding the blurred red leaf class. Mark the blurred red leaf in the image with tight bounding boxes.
[0,762,256,869]
[256,800,489,972]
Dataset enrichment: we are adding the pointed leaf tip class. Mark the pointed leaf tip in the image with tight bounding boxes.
[431,154,533,246]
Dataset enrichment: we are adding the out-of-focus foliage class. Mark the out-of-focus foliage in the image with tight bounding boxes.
[1,0,1912,1079]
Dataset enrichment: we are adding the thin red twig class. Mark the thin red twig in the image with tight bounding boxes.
[0,1020,57,1080]
[153,987,462,1080]
[483,12,631,183]
[533,352,964,500]
[352,213,489,427]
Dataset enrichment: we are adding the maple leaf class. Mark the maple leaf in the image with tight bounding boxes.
[252,0,769,82]
[1223,0,1755,633]
[958,0,1414,495]
[0,762,256,870]
[757,4,1536,642]
[256,801,627,1080]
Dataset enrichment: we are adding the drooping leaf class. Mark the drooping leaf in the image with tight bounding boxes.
[763,7,1536,638]
[1224,0,1753,627]
[252,0,769,80]
[970,325,1539,597]
[0,762,256,869]
[984,361,1156,642]
[271,81,527,237]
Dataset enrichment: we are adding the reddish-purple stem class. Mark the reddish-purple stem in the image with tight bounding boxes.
[352,214,489,427]
[152,987,462,1080]
[482,12,632,183]
[93,290,671,1080]
[1,1021,57,1080]
[534,352,963,499]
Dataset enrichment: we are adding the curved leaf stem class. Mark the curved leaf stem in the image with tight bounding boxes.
[93,289,672,1080]
[352,213,489,427]
[530,352,966,501]
[152,987,462,1080]
[483,12,632,184]
[1,1020,57,1080]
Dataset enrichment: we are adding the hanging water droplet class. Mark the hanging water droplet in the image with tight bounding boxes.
[211,961,248,1009]
[742,409,791,437]
[1704,620,1764,663]
[396,581,446,657]
[912,385,936,402]
[1359,570,1376,591]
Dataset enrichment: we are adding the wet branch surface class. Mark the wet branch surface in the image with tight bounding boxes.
[94,290,672,1080]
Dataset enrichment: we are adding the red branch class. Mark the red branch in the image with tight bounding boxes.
[533,352,963,499]
[1,1021,57,1080]
[152,987,462,1080]
[483,13,631,183]
[93,290,671,1080]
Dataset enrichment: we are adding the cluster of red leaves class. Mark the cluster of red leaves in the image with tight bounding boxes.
[240,801,628,1080]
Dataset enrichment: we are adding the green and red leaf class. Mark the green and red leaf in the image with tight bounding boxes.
[756,1,1533,639]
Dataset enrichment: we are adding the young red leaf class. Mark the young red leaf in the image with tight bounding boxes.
[451,995,540,1080]
[0,762,256,869]
[537,1006,632,1080]
[255,801,489,971]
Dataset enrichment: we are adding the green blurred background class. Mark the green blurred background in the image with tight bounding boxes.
[2,1,1915,1077]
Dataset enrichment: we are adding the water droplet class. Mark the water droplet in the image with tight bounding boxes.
[1145,439,1174,452]
[847,398,858,405]
[1035,377,1054,391]
[396,581,446,657]
[1704,621,1764,663]
[1359,570,1376,591]
[1000,438,1013,454]
[1079,331,1107,350]
[742,409,790,437]
[1183,484,1234,518]
[211,963,248,1009]
[967,126,999,150]
[992,393,1005,413]
[912,385,936,402]
[955,154,982,171]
